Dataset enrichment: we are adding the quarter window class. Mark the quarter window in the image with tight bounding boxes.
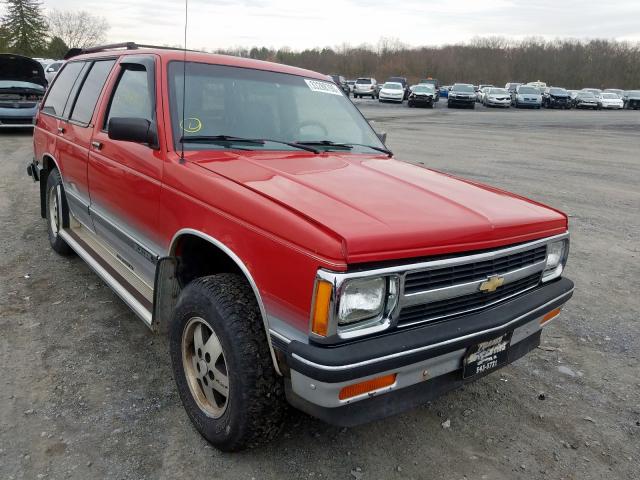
[42,62,86,117]
[70,60,115,125]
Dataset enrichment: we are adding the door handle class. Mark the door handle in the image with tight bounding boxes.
[91,141,103,150]
[57,127,65,134]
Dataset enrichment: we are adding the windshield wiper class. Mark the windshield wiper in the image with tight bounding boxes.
[296,140,354,150]
[297,140,393,157]
[179,135,320,153]
[342,143,393,157]
[180,135,265,144]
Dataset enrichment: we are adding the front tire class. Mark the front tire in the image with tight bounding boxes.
[45,169,73,256]
[169,274,285,451]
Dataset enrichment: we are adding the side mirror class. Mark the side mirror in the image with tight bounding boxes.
[46,67,54,72]
[377,131,387,144]
[108,117,158,149]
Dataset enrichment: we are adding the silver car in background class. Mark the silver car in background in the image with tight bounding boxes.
[353,77,378,99]
[483,88,511,108]
[603,88,624,99]
[574,91,598,109]
[513,85,542,108]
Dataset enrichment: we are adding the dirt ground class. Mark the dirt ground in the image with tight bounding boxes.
[1,104,639,480]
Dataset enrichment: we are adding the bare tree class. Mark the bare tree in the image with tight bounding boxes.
[47,10,109,49]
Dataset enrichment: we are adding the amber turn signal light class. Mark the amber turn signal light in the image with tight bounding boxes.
[540,307,562,325]
[311,280,332,336]
[339,373,397,400]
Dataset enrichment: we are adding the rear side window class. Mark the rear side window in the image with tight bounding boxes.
[70,60,115,125]
[42,62,86,117]
[105,67,152,127]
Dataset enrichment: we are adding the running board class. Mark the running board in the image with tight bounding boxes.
[59,228,153,326]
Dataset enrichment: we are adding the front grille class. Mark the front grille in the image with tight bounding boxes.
[404,245,546,294]
[0,117,33,125]
[398,272,542,326]
[0,102,37,108]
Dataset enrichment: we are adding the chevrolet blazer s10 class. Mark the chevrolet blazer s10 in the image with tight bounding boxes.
[28,43,573,451]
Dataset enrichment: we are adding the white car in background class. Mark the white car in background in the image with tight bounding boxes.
[597,92,623,110]
[378,82,405,103]
[483,88,511,108]
[44,61,64,84]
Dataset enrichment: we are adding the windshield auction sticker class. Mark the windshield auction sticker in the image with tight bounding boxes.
[304,79,343,96]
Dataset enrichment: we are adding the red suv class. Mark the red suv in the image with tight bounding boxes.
[28,43,573,451]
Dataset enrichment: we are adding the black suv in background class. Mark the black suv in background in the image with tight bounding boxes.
[542,87,571,109]
[447,83,476,108]
[387,76,409,99]
[329,74,350,95]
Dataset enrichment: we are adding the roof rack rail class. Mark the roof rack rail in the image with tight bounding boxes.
[64,42,201,60]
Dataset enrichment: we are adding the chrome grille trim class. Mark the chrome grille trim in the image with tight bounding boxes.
[312,232,569,343]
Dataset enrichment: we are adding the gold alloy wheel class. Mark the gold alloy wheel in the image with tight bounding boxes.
[181,317,230,418]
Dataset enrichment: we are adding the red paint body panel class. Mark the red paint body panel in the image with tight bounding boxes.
[33,49,568,336]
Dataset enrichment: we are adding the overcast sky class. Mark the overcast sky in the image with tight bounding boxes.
[37,0,640,50]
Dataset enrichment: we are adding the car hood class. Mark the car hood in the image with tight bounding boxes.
[191,152,567,263]
[0,54,47,87]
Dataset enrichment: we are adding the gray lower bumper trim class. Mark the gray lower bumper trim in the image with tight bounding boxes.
[292,289,573,372]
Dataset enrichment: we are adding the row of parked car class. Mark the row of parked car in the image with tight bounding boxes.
[468,82,639,110]
[329,75,640,111]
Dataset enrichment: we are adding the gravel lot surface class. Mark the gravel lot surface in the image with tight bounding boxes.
[1,102,639,479]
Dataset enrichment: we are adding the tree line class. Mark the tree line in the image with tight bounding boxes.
[0,0,108,58]
[217,37,640,90]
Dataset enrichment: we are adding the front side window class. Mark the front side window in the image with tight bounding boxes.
[42,61,86,117]
[105,67,152,128]
[168,62,384,153]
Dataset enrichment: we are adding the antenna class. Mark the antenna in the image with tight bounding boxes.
[179,0,188,164]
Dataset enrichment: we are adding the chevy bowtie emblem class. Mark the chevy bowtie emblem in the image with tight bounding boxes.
[479,275,505,293]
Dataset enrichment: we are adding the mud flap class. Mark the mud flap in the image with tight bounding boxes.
[152,256,181,334]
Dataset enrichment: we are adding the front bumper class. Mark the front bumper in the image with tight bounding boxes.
[278,277,573,426]
[448,96,475,105]
[486,98,511,107]
[379,94,403,102]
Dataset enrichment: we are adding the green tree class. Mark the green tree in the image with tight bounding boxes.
[2,0,48,56]
[46,35,68,59]
[0,25,10,53]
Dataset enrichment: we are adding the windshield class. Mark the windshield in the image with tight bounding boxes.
[518,87,538,94]
[579,92,595,98]
[626,90,640,95]
[452,84,474,93]
[549,88,567,95]
[413,85,434,93]
[489,88,508,95]
[383,83,402,90]
[356,78,372,84]
[601,93,618,99]
[168,62,384,153]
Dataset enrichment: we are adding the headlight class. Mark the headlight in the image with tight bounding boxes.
[338,277,386,325]
[542,240,568,282]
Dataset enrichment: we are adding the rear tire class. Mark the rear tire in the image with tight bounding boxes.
[45,169,73,256]
[169,274,286,451]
